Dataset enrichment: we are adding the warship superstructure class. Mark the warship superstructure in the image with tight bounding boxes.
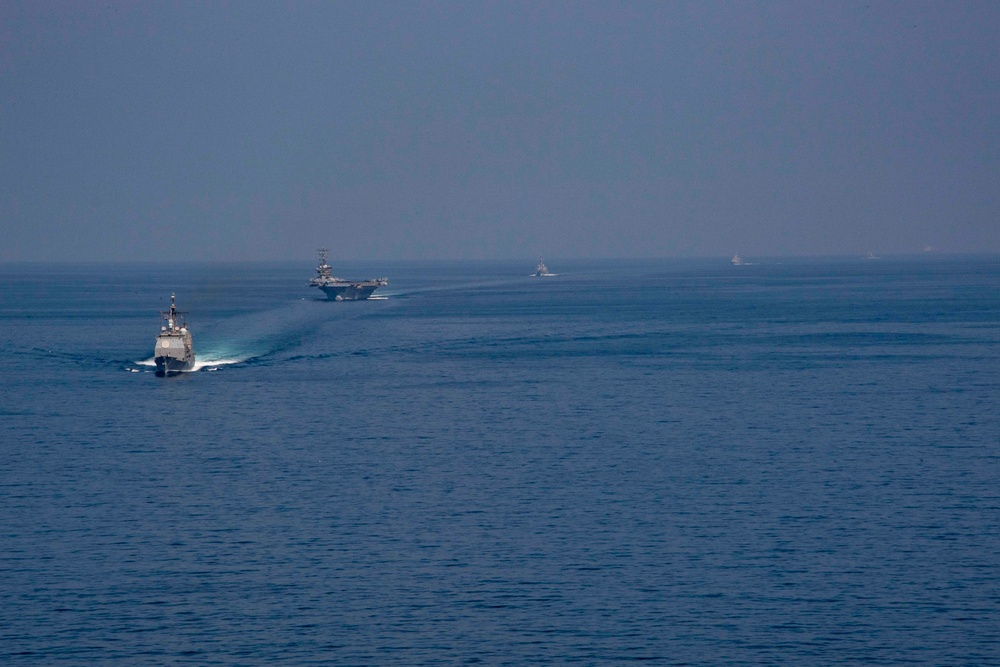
[154,294,195,376]
[309,248,388,300]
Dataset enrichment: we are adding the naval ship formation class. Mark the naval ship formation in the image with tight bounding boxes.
[309,248,388,300]
[154,294,195,376]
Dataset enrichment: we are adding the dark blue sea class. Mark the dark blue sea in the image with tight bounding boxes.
[2,257,999,665]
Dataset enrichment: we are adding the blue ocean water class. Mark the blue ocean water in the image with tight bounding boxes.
[1,256,998,665]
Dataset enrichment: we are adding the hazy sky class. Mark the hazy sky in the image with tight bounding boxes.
[2,0,998,262]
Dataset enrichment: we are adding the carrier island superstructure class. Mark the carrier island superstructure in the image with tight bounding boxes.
[309,248,388,300]
[153,294,195,376]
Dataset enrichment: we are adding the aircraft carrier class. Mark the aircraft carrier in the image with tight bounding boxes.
[309,248,388,300]
[154,294,195,376]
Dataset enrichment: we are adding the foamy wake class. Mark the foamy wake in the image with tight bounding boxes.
[193,357,244,371]
[128,356,246,373]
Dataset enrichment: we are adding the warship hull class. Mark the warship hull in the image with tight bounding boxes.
[317,282,383,301]
[154,355,195,376]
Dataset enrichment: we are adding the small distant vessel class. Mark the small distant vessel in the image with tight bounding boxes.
[154,294,195,376]
[731,254,745,266]
[309,248,388,301]
[533,259,556,277]
[866,251,881,260]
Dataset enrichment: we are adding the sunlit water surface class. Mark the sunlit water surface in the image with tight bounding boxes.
[2,257,998,664]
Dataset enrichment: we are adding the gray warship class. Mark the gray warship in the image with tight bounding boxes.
[153,294,195,376]
[533,259,556,277]
[309,248,388,300]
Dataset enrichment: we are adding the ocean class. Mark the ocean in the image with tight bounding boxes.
[1,256,998,664]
